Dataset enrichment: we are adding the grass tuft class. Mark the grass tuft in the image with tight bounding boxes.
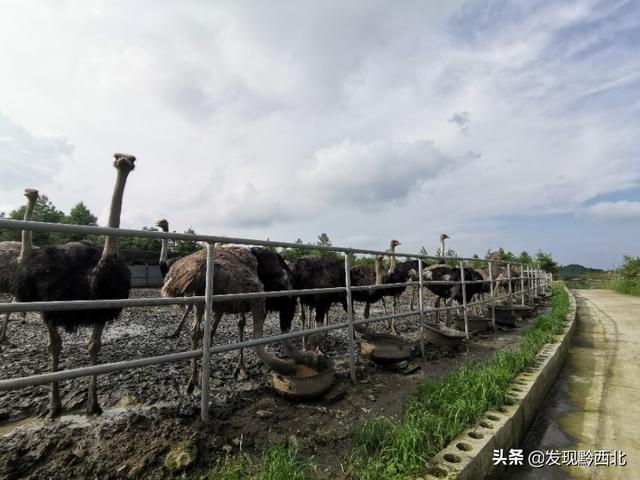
[208,443,314,480]
[348,285,570,479]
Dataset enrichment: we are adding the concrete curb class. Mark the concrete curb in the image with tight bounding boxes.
[424,287,577,479]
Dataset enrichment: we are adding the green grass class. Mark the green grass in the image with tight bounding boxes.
[347,285,570,479]
[204,286,570,480]
[608,278,640,296]
[208,443,315,480]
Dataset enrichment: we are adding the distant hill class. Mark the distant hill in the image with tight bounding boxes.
[557,264,604,279]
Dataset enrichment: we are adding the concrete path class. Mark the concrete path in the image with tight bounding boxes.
[508,289,640,479]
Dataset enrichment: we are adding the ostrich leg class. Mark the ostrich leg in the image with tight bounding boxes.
[187,305,204,395]
[0,313,8,343]
[389,297,399,335]
[45,319,62,419]
[434,297,441,324]
[87,322,105,414]
[165,304,193,338]
[232,313,247,380]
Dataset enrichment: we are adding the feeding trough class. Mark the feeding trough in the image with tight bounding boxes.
[510,304,534,319]
[454,316,491,333]
[360,332,413,365]
[423,323,466,347]
[494,304,517,326]
[271,360,335,400]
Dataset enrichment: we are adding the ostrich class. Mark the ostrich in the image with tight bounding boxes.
[161,245,314,392]
[156,219,193,339]
[423,264,487,327]
[0,188,39,343]
[12,154,135,417]
[370,240,416,334]
[162,245,298,363]
[156,219,182,278]
[291,256,346,349]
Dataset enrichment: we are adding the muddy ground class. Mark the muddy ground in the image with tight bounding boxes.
[0,289,548,480]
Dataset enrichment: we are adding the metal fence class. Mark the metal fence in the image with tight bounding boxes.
[0,218,552,421]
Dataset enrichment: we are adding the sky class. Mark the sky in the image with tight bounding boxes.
[0,0,639,269]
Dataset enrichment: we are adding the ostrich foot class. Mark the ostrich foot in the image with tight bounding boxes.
[86,402,103,416]
[46,405,61,421]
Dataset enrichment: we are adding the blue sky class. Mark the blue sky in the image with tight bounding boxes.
[0,0,639,269]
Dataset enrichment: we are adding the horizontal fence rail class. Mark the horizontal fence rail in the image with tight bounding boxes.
[0,219,553,421]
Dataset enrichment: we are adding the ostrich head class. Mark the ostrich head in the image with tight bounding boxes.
[439,233,449,257]
[156,219,169,232]
[113,153,136,172]
[24,188,39,203]
[102,153,136,258]
[389,239,401,250]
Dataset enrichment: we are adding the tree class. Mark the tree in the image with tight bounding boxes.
[173,227,201,254]
[535,250,558,274]
[63,202,98,241]
[517,250,533,266]
[485,247,517,263]
[280,238,312,262]
[120,225,162,252]
[314,232,339,258]
[0,194,65,245]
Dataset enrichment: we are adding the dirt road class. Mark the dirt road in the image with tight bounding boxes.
[510,289,640,479]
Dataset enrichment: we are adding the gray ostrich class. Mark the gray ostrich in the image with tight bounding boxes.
[156,219,192,339]
[161,245,316,392]
[0,188,40,343]
[12,154,135,417]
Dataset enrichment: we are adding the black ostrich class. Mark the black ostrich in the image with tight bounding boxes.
[423,264,487,326]
[362,240,418,334]
[291,255,347,348]
[13,154,136,417]
[0,188,39,343]
[156,219,181,278]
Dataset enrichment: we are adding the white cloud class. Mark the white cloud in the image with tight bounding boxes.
[0,112,74,211]
[581,201,640,221]
[300,139,460,208]
[0,0,639,267]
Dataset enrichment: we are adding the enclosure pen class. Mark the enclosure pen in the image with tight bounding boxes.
[0,218,550,422]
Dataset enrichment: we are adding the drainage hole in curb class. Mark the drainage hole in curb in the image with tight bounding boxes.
[468,431,484,439]
[479,421,494,429]
[512,387,524,392]
[456,442,473,452]
[444,453,462,463]
[487,414,500,421]
[497,406,508,413]
[426,466,448,478]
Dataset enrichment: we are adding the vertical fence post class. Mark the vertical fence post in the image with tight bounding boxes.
[507,262,513,304]
[418,258,425,358]
[201,242,215,422]
[520,264,526,306]
[344,253,357,384]
[459,260,469,342]
[488,261,496,331]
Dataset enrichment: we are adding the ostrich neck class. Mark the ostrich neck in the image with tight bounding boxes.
[388,245,397,274]
[102,168,131,259]
[159,238,168,264]
[18,196,37,261]
[375,259,383,285]
[440,239,446,257]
